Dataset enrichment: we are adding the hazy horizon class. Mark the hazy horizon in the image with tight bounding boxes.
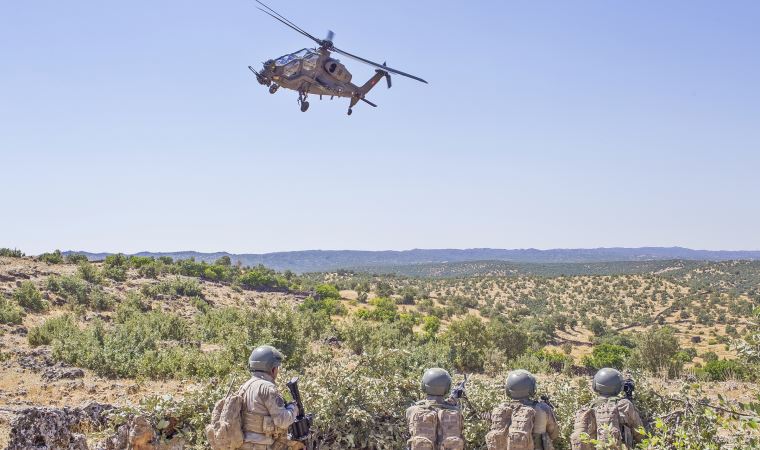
[18,245,760,256]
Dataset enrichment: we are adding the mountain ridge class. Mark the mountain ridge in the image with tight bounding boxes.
[60,246,760,273]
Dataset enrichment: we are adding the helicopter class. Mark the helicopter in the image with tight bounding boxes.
[248,0,427,115]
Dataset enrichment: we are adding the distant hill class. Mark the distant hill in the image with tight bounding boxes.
[61,247,760,273]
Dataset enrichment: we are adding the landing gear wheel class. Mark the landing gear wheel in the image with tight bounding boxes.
[269,84,279,94]
[347,108,353,116]
[300,101,310,112]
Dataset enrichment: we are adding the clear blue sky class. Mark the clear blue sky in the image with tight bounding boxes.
[2,0,759,254]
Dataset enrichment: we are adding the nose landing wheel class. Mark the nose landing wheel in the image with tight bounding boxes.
[347,108,353,116]
[300,101,310,112]
[269,84,279,94]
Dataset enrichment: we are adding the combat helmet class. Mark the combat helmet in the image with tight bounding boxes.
[593,367,624,396]
[506,369,537,400]
[421,368,452,396]
[249,345,284,372]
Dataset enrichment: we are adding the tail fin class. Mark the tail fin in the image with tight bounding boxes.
[360,69,391,95]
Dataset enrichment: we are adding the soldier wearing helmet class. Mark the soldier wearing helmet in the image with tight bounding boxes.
[485,369,560,450]
[406,368,465,450]
[240,345,303,450]
[570,368,644,450]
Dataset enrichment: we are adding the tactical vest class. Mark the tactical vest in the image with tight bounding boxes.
[240,378,286,447]
[570,396,633,450]
[485,400,553,450]
[407,399,465,450]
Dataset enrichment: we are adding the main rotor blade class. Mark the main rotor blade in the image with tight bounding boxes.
[254,0,323,45]
[333,47,428,84]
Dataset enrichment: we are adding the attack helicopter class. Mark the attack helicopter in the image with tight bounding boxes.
[248,0,427,115]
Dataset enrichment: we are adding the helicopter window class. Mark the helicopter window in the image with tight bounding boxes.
[302,53,319,72]
[328,62,337,73]
[275,49,310,66]
[282,60,300,78]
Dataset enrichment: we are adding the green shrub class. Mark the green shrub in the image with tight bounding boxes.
[28,315,78,346]
[0,248,25,257]
[631,326,681,376]
[47,274,113,311]
[102,253,128,281]
[0,297,24,324]
[487,318,529,361]
[77,262,102,284]
[701,359,749,381]
[299,296,346,316]
[65,253,89,264]
[38,250,64,264]
[138,262,160,279]
[701,351,719,362]
[443,314,489,372]
[141,278,203,299]
[358,297,399,322]
[237,266,288,291]
[13,281,46,312]
[582,343,631,370]
[315,284,341,300]
[128,256,155,268]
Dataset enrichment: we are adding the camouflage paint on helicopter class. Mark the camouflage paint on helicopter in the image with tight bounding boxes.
[248,1,427,115]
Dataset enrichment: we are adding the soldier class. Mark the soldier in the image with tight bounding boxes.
[406,368,466,450]
[570,368,644,450]
[485,369,560,450]
[240,345,303,450]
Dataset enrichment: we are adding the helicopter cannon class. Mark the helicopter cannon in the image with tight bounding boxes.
[249,0,426,115]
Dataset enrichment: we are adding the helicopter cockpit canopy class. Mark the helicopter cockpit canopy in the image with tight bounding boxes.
[273,49,322,78]
[274,48,311,66]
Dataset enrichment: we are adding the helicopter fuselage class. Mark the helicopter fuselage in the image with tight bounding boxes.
[255,48,362,99]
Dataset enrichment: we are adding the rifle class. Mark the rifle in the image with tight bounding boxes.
[286,377,314,443]
[452,374,468,399]
[622,379,635,401]
[540,394,555,410]
[451,374,480,418]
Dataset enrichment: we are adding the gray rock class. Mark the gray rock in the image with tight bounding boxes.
[42,367,86,382]
[7,402,114,450]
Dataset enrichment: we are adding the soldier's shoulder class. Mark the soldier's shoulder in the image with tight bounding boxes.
[535,401,554,412]
[616,397,638,409]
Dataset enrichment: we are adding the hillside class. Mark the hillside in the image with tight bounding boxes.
[62,247,760,273]
[0,252,758,449]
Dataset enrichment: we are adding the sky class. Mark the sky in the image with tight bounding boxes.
[1,0,759,255]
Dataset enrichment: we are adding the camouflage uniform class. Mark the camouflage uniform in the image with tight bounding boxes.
[240,371,304,450]
[571,396,644,449]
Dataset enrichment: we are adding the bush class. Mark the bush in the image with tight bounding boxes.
[77,262,102,284]
[700,352,718,365]
[13,281,46,312]
[315,284,341,300]
[138,261,160,279]
[141,278,203,299]
[0,297,24,324]
[237,266,288,291]
[0,248,24,257]
[47,275,113,311]
[443,314,489,372]
[701,359,749,381]
[28,315,78,346]
[299,296,347,316]
[38,250,64,264]
[582,343,631,369]
[487,318,529,361]
[65,253,89,264]
[102,254,128,281]
[632,326,681,375]
[359,297,399,322]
